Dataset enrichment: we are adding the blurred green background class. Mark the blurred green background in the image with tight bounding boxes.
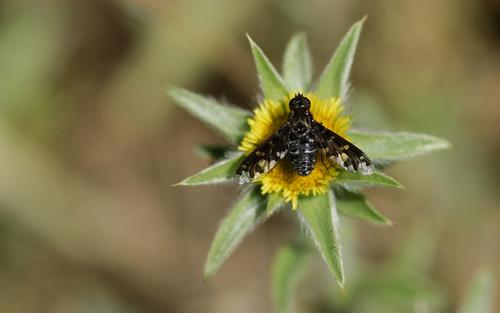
[0,0,498,312]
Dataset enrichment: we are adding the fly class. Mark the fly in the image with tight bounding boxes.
[237,94,374,183]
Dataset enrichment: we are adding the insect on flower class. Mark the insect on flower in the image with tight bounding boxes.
[169,23,450,287]
[237,93,374,184]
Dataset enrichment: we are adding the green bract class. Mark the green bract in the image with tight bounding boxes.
[169,16,450,300]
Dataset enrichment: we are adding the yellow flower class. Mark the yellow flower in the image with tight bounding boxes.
[239,93,351,209]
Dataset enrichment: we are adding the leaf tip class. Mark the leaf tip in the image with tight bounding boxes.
[439,138,453,150]
[369,205,394,226]
[291,31,306,41]
[394,180,405,190]
[246,33,256,46]
[203,257,221,280]
[350,15,367,31]
[172,179,190,187]
[203,268,215,280]
[337,277,346,290]
[246,33,265,59]
[378,172,405,189]
[428,135,453,151]
[382,218,394,226]
[173,174,197,186]
[165,85,182,99]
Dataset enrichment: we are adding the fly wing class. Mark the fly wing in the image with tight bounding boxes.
[236,122,290,184]
[313,121,374,175]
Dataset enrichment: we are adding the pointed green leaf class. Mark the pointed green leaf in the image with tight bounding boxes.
[282,33,312,91]
[204,188,266,278]
[266,192,285,218]
[272,242,310,313]
[348,129,451,161]
[247,34,289,100]
[298,191,344,287]
[314,17,366,100]
[178,153,243,186]
[459,268,495,313]
[336,170,403,189]
[336,192,391,225]
[167,87,250,143]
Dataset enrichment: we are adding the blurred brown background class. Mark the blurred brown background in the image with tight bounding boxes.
[0,0,498,312]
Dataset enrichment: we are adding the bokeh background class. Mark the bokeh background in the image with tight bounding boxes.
[0,0,498,312]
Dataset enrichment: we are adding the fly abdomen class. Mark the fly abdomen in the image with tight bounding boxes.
[289,133,316,176]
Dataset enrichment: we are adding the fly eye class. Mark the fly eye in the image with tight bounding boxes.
[302,98,311,109]
[289,99,300,110]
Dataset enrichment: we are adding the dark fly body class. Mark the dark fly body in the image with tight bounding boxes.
[237,94,374,183]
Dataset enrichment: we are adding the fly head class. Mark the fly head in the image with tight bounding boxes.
[289,94,311,112]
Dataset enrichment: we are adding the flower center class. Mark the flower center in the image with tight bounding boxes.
[239,93,351,209]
